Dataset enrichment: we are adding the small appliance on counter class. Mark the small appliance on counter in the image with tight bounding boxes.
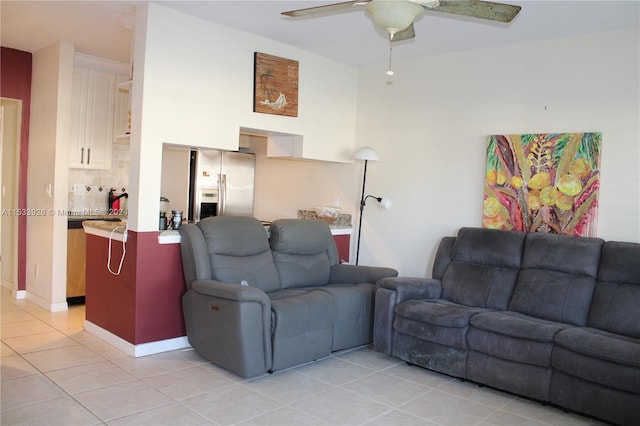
[159,197,183,230]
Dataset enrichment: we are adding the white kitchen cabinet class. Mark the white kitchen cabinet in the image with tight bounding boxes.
[69,67,115,169]
[114,77,132,142]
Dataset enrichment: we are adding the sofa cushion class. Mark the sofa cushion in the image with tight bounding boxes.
[509,269,597,326]
[441,228,525,309]
[469,311,569,367]
[470,311,567,342]
[553,328,640,395]
[313,282,376,350]
[269,288,336,370]
[270,219,337,288]
[553,326,640,368]
[394,299,491,349]
[198,217,281,293]
[508,233,603,326]
[521,232,604,277]
[451,227,525,268]
[589,241,640,338]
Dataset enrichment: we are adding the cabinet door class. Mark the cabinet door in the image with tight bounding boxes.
[69,68,114,169]
[69,68,88,168]
[113,74,131,139]
[84,70,115,169]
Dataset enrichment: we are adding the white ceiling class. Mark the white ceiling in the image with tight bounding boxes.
[1,1,638,66]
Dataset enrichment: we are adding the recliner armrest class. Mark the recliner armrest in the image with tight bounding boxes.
[373,277,442,355]
[191,279,271,306]
[329,264,398,284]
[377,277,442,302]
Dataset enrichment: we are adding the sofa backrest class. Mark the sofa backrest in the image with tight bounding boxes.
[269,219,339,289]
[432,236,455,280]
[509,232,603,326]
[588,241,640,338]
[180,216,281,293]
[441,227,526,309]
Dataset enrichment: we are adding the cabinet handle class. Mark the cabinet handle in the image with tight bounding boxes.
[81,147,84,164]
[87,148,91,165]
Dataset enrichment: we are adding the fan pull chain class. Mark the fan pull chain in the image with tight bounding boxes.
[387,42,394,76]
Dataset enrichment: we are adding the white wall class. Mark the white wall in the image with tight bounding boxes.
[128,3,359,232]
[250,136,362,222]
[27,41,74,310]
[354,27,640,276]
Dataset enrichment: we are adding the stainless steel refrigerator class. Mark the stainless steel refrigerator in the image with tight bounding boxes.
[188,149,255,221]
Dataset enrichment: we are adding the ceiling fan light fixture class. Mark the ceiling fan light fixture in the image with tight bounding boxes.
[365,0,424,39]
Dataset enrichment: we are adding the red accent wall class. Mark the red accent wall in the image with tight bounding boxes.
[1,47,32,291]
[85,231,186,344]
[333,234,351,263]
[133,232,186,343]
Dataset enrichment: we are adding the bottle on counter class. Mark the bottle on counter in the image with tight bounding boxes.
[171,210,183,230]
[159,211,167,230]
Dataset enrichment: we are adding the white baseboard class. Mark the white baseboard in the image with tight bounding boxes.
[25,291,68,312]
[14,289,26,299]
[84,320,190,357]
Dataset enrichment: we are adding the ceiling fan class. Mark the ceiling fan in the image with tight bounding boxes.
[282,0,522,42]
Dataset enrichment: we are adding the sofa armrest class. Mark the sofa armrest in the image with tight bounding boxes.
[329,264,398,284]
[377,277,443,302]
[184,280,272,377]
[191,279,271,305]
[373,277,442,355]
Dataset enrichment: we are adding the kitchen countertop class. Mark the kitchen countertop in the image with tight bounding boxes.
[82,220,128,242]
[82,218,352,244]
[82,219,180,244]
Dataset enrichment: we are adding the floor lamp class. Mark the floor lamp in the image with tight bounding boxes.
[353,146,391,265]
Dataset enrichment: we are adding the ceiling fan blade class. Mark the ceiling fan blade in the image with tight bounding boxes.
[282,1,370,17]
[428,0,521,23]
[392,23,416,42]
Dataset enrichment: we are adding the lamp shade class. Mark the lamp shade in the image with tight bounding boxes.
[365,0,423,38]
[353,146,380,161]
[380,197,392,209]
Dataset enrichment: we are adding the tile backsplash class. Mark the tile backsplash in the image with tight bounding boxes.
[68,143,129,215]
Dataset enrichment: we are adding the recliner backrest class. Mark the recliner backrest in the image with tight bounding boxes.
[509,232,603,326]
[269,219,339,289]
[589,241,640,338]
[180,216,281,293]
[441,227,526,309]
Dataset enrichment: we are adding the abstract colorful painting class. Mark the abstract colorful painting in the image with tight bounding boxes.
[484,133,601,236]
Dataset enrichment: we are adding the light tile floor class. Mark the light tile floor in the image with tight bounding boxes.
[1,287,606,425]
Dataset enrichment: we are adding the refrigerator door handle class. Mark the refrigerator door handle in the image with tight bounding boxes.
[219,174,226,216]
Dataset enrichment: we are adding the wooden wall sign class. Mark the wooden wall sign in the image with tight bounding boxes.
[253,52,299,117]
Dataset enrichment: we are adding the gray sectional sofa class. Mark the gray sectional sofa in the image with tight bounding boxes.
[179,216,397,378]
[374,227,639,425]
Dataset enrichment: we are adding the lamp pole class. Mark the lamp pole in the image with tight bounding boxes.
[355,159,369,265]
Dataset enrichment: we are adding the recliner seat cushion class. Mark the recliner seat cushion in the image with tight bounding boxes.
[268,288,336,371]
[312,282,376,350]
[554,327,640,369]
[553,328,640,394]
[469,311,568,366]
[394,299,491,349]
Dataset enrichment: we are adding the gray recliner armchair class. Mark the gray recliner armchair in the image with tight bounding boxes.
[179,216,397,378]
